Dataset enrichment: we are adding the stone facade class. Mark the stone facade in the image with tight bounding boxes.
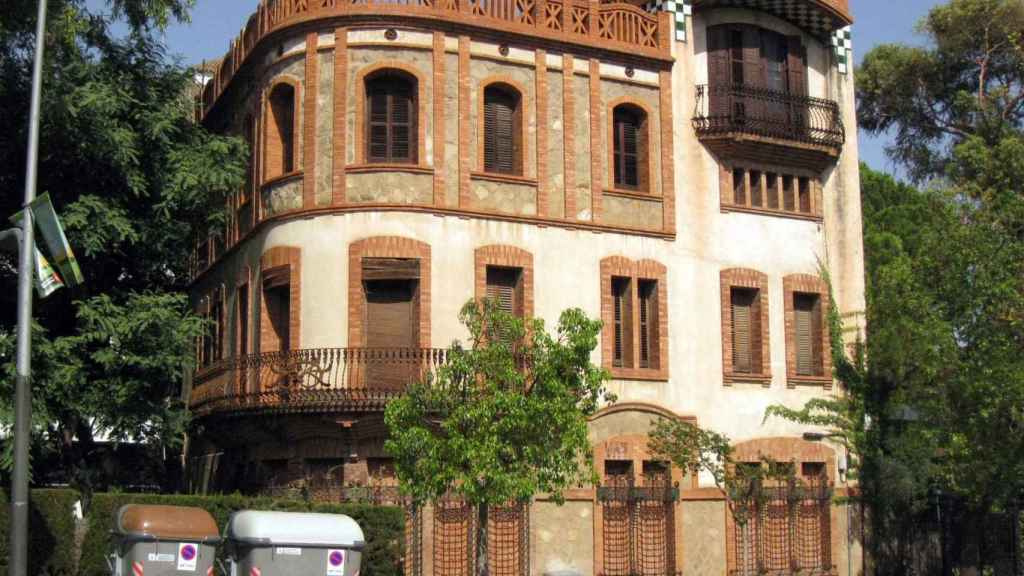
[188,1,864,574]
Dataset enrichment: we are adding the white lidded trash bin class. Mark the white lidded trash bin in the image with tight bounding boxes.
[225,511,365,576]
[109,504,221,576]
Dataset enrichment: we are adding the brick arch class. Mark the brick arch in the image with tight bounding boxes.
[474,245,534,317]
[262,76,302,182]
[606,95,656,194]
[720,267,772,385]
[352,61,429,165]
[731,436,836,482]
[476,75,531,175]
[347,236,432,347]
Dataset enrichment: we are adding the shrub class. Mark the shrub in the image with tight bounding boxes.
[79,493,405,576]
[0,488,80,576]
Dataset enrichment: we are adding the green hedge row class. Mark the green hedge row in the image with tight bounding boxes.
[0,489,80,576]
[80,493,406,576]
[2,490,405,576]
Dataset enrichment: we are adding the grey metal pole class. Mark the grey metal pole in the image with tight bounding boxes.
[10,1,47,575]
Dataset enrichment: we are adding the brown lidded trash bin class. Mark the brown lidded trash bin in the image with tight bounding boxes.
[109,504,221,576]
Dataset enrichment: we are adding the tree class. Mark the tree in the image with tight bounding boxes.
[0,0,247,495]
[384,299,613,576]
[647,418,807,576]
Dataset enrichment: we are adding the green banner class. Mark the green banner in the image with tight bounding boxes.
[29,192,83,287]
[8,210,64,298]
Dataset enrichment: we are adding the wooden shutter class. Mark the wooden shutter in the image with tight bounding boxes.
[366,75,416,163]
[732,168,746,205]
[363,258,420,280]
[731,288,753,373]
[741,26,765,120]
[786,35,806,96]
[639,280,657,369]
[783,175,795,212]
[706,26,731,119]
[614,107,641,189]
[365,279,415,349]
[268,84,295,177]
[612,277,633,368]
[794,293,817,376]
[486,266,520,316]
[484,86,517,174]
[799,177,812,213]
[749,170,763,207]
[265,284,291,352]
[766,172,779,209]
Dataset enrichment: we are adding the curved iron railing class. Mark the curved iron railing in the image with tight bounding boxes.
[692,83,845,149]
[189,347,449,416]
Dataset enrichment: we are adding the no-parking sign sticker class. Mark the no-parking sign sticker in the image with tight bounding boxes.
[177,542,198,572]
[326,549,346,575]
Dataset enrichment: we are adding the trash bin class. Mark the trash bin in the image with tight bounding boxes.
[109,504,221,576]
[225,511,365,576]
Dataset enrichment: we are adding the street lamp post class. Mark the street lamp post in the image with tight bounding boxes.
[10,1,48,576]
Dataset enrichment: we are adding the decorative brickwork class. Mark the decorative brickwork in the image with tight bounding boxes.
[720,268,772,386]
[352,61,429,166]
[588,59,603,222]
[658,69,676,234]
[259,246,301,352]
[332,28,348,206]
[303,32,319,209]
[432,32,447,206]
[599,256,669,381]
[535,49,548,217]
[347,236,432,347]
[783,273,833,388]
[474,245,535,318]
[458,36,472,208]
[562,54,576,220]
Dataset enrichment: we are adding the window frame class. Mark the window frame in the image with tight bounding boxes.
[720,268,771,385]
[477,79,527,177]
[263,79,301,182]
[783,274,832,387]
[259,247,301,356]
[600,257,668,380]
[609,102,651,193]
[363,69,419,165]
[474,245,534,319]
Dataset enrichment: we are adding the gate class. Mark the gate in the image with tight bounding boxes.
[599,474,680,576]
[431,495,530,576]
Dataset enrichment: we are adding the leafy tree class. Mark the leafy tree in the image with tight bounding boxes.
[0,0,246,495]
[384,299,613,576]
[647,418,806,576]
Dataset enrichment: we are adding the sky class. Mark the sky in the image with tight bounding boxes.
[89,0,942,175]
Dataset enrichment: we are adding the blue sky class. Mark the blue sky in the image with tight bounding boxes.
[89,0,941,175]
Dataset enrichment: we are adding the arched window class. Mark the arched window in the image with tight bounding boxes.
[365,71,417,164]
[483,83,523,175]
[612,104,648,191]
[266,83,296,179]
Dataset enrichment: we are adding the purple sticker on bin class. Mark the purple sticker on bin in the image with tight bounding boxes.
[326,549,346,575]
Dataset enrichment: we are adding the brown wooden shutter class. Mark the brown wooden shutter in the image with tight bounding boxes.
[363,258,420,280]
[707,25,731,119]
[741,26,765,119]
[365,279,415,349]
[486,266,520,316]
[638,280,657,369]
[732,168,746,205]
[612,277,633,368]
[731,288,753,373]
[766,172,779,209]
[794,293,816,375]
[749,170,763,207]
[799,177,812,213]
[366,75,416,163]
[782,175,795,212]
[268,85,295,177]
[614,107,641,189]
[484,86,517,174]
[786,35,806,96]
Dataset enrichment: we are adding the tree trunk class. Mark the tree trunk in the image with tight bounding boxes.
[476,502,490,576]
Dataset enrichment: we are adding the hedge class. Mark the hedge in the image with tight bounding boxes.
[0,488,80,576]
[79,493,406,576]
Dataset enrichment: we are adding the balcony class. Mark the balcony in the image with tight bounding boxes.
[188,347,449,417]
[199,0,672,120]
[693,83,845,171]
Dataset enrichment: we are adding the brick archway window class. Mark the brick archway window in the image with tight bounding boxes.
[266,83,297,178]
[483,83,523,175]
[365,70,418,164]
[612,104,648,191]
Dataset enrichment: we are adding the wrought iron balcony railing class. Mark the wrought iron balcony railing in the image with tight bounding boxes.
[189,347,449,416]
[693,83,845,150]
